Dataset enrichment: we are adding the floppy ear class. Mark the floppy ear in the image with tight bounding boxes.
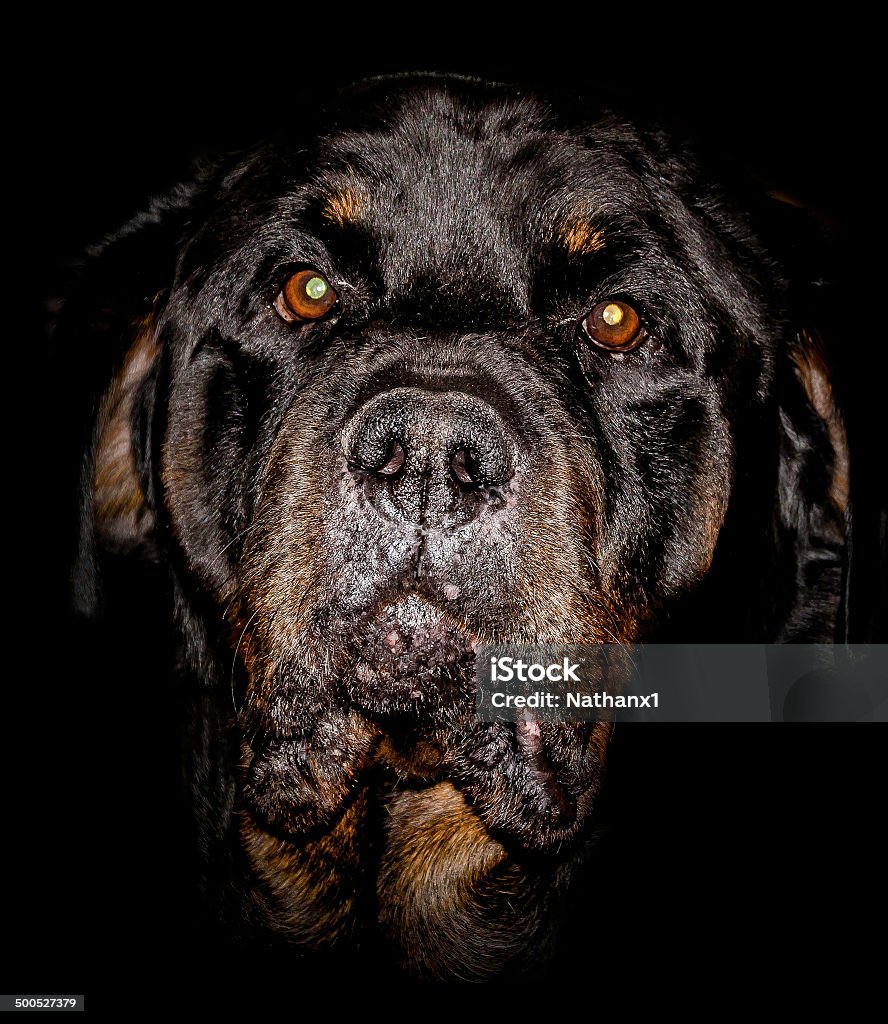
[786,328,849,516]
[774,325,850,641]
[59,189,198,615]
[748,190,858,642]
[90,309,160,555]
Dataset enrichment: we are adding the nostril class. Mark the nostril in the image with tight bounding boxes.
[450,448,482,488]
[351,438,407,479]
[377,439,407,477]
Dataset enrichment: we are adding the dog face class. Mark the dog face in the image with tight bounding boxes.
[76,78,844,868]
[149,80,782,852]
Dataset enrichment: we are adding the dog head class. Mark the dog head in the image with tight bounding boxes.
[69,76,848,854]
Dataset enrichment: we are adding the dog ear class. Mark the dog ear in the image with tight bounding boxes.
[786,328,849,515]
[774,307,851,641]
[746,190,860,642]
[90,309,160,556]
[59,187,200,615]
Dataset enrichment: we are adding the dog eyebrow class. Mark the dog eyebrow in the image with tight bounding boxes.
[322,186,366,227]
[559,218,605,255]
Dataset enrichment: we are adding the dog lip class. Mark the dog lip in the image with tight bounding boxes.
[514,713,542,755]
[342,594,479,717]
[513,713,577,825]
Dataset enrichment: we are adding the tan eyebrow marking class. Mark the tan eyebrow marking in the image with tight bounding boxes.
[560,218,605,255]
[322,186,365,227]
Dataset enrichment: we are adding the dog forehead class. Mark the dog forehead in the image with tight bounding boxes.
[318,85,557,195]
[304,87,633,306]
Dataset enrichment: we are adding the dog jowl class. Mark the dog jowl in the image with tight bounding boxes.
[68,76,848,978]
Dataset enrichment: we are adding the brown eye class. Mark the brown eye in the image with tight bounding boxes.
[274,269,338,322]
[581,300,644,352]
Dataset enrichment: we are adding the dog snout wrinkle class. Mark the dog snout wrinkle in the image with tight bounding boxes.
[343,387,518,530]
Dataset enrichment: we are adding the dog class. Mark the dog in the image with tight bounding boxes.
[63,74,851,979]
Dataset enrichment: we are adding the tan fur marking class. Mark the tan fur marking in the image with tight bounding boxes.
[792,330,850,512]
[377,783,546,979]
[239,794,367,946]
[94,318,158,549]
[560,219,605,255]
[322,187,365,226]
[382,782,507,898]
[376,733,445,783]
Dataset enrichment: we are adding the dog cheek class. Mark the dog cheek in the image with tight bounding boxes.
[657,428,734,593]
[239,710,379,835]
[162,423,232,597]
[601,391,734,600]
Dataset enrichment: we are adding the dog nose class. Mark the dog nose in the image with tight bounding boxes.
[342,388,519,530]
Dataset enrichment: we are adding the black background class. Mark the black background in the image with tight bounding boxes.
[9,24,884,1009]
[32,38,858,287]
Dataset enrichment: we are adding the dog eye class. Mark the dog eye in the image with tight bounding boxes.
[274,269,338,322]
[581,300,644,352]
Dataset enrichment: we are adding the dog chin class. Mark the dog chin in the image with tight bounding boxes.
[343,595,479,718]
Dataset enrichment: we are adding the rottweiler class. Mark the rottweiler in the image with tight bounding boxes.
[63,74,851,979]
